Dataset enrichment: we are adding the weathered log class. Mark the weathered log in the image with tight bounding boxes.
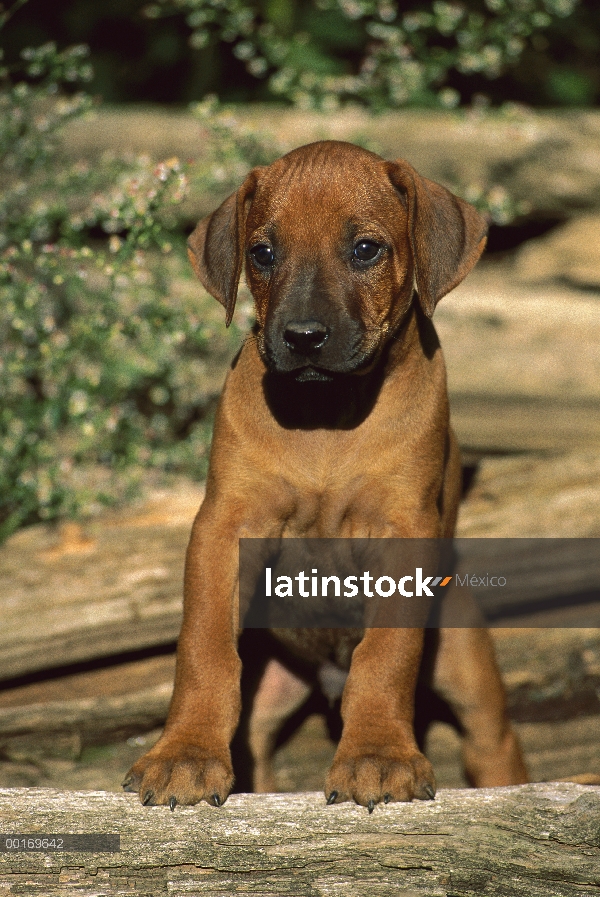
[514,213,600,290]
[0,683,172,760]
[1,454,599,686]
[0,629,599,782]
[437,270,600,457]
[0,650,173,757]
[494,629,600,722]
[0,784,598,896]
[0,487,202,680]
[451,394,600,455]
[62,107,600,223]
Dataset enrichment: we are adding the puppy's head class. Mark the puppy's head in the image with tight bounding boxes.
[188,141,487,381]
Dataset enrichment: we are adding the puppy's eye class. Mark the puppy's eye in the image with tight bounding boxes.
[250,244,275,268]
[352,240,382,265]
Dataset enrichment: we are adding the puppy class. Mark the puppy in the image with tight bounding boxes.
[125,140,527,810]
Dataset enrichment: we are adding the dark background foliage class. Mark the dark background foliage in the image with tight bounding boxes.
[3,0,599,107]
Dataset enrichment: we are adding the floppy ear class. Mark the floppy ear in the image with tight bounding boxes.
[387,160,488,317]
[187,168,263,327]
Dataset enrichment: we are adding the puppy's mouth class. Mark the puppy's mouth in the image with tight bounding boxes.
[259,332,382,380]
[269,351,379,382]
[293,366,335,383]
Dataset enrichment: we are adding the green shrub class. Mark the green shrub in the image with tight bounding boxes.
[147,0,581,109]
[0,42,268,541]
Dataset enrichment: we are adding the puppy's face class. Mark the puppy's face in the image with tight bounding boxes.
[243,144,415,381]
[188,140,488,381]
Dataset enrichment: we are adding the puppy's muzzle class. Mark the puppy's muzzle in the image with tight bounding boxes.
[282,318,334,380]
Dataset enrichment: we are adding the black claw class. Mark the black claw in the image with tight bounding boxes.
[142,790,154,806]
[169,796,177,812]
[424,784,435,800]
[384,793,392,804]
[367,799,375,814]
[212,793,221,807]
[326,791,338,805]
[122,775,133,790]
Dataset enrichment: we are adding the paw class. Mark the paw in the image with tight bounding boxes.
[325,748,435,812]
[123,742,233,809]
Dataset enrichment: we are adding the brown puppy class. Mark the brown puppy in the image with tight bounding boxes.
[125,140,527,810]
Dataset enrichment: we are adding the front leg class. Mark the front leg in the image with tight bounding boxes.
[326,627,436,810]
[124,504,242,808]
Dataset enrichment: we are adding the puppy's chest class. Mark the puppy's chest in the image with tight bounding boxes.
[277,457,416,538]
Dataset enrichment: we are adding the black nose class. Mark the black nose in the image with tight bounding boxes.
[283,320,329,354]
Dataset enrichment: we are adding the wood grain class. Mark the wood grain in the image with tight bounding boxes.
[0,784,598,896]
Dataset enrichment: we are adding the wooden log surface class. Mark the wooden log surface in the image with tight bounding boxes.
[1,521,599,687]
[1,448,600,684]
[436,269,600,456]
[1,628,599,756]
[62,107,600,222]
[0,784,598,896]
[0,486,202,681]
[0,445,599,706]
